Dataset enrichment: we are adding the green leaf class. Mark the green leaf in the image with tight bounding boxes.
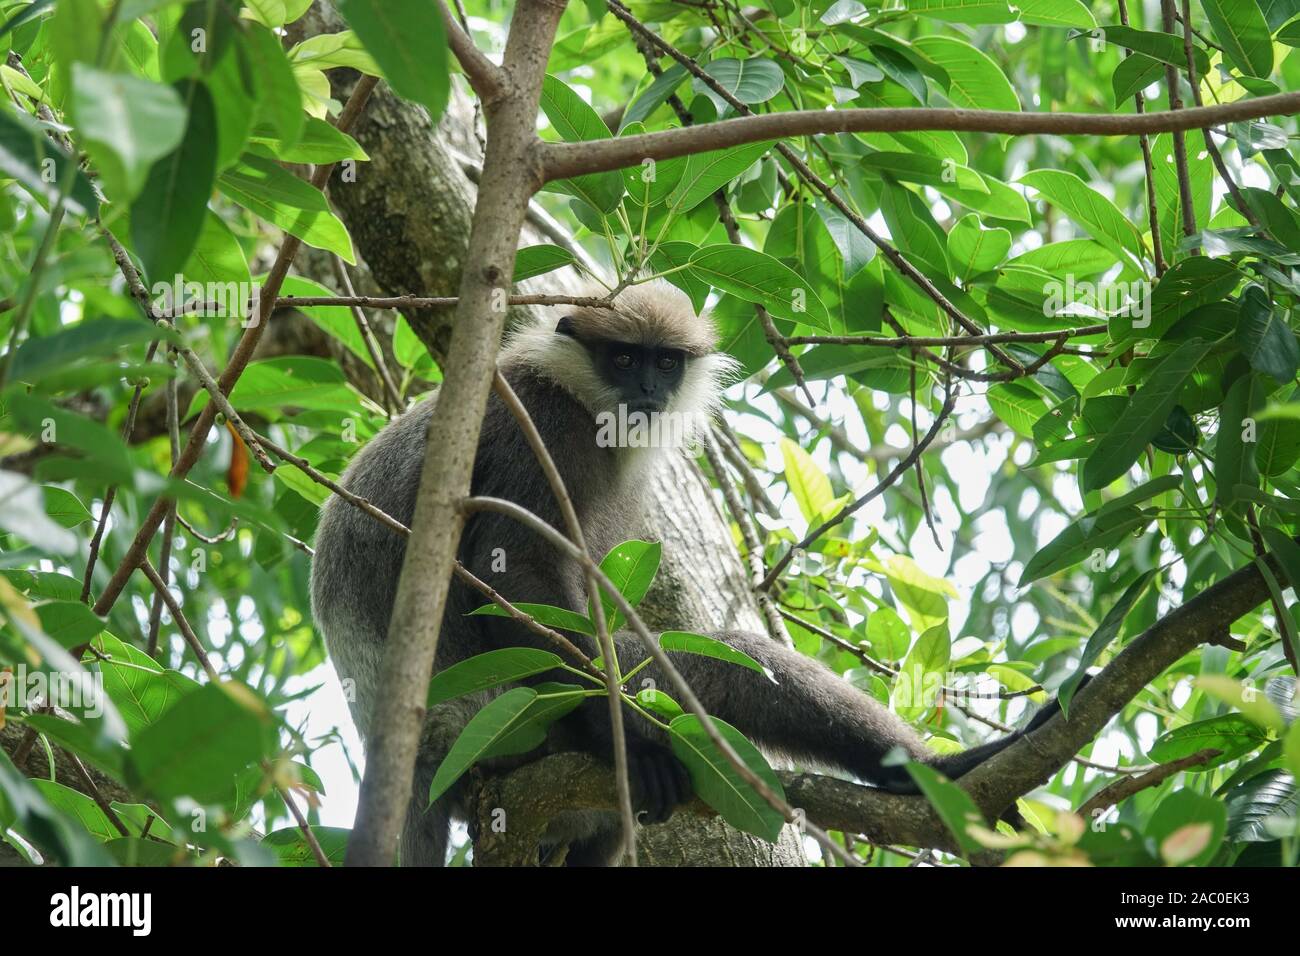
[879,182,950,279]
[4,392,134,485]
[1081,339,1212,492]
[1058,570,1155,717]
[6,317,166,385]
[263,825,350,866]
[182,212,251,303]
[41,487,91,528]
[692,57,784,113]
[1019,169,1143,272]
[33,779,118,842]
[866,607,910,661]
[481,683,588,759]
[513,244,578,281]
[1256,416,1300,476]
[243,22,304,149]
[594,540,661,630]
[1019,506,1154,583]
[1202,0,1273,78]
[248,116,368,164]
[1112,53,1164,107]
[467,601,596,636]
[126,683,274,804]
[217,153,355,261]
[947,214,1011,281]
[622,64,687,129]
[70,64,186,201]
[1149,790,1226,866]
[635,688,684,721]
[905,762,987,856]
[913,36,1019,112]
[779,437,835,523]
[1236,284,1299,384]
[1196,674,1286,732]
[659,631,773,680]
[0,752,114,866]
[278,274,374,369]
[131,78,218,283]
[426,648,564,708]
[668,714,785,841]
[648,241,711,313]
[36,600,104,647]
[187,356,361,418]
[93,633,197,735]
[1100,26,1211,76]
[0,109,98,215]
[539,75,624,214]
[885,555,956,632]
[428,687,539,803]
[1148,714,1267,766]
[1215,371,1265,508]
[1016,0,1096,28]
[337,0,448,121]
[907,0,1015,23]
[987,382,1047,438]
[895,623,950,719]
[688,244,831,330]
[665,140,772,215]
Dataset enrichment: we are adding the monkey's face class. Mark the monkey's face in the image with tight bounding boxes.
[595,340,688,414]
[556,316,688,415]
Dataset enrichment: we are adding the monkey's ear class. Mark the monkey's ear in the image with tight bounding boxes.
[555,316,578,338]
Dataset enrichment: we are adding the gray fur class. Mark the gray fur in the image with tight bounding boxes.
[311,292,1046,866]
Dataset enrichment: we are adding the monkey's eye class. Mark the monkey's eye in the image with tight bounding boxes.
[613,352,635,370]
[656,355,678,372]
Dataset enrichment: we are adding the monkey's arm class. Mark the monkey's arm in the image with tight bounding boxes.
[610,628,1058,793]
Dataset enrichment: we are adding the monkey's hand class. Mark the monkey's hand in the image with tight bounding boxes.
[625,736,693,826]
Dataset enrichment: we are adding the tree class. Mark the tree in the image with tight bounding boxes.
[0,0,1298,869]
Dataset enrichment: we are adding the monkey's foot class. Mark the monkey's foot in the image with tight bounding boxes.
[627,740,692,825]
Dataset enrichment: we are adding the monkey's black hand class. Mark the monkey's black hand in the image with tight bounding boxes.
[626,738,692,826]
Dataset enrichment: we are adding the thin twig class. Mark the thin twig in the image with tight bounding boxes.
[1077,748,1221,818]
[701,431,794,647]
[139,557,218,681]
[491,372,639,865]
[147,348,181,657]
[330,255,405,414]
[1161,0,1199,247]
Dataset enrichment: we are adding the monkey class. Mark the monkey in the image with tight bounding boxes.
[310,281,1066,866]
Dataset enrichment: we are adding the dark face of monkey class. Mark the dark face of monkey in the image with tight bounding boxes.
[556,316,687,414]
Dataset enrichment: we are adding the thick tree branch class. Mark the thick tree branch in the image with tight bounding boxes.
[539,94,1300,183]
[961,555,1281,817]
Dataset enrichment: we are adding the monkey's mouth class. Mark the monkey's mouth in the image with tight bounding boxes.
[621,399,667,415]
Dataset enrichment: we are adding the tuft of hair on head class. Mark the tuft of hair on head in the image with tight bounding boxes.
[498,280,739,428]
